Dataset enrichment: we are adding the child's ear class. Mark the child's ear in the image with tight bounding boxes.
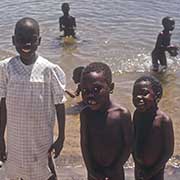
[109,82,114,94]
[12,36,15,45]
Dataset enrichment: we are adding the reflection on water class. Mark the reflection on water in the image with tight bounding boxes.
[0,0,180,170]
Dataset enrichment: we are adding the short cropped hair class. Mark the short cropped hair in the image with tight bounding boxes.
[82,62,112,85]
[61,3,70,10]
[15,17,40,35]
[162,16,175,27]
[134,75,163,101]
[73,66,84,80]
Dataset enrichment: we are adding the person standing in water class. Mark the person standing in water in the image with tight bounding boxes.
[151,16,178,72]
[59,3,76,38]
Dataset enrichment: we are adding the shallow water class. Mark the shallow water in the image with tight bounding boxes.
[0,0,180,174]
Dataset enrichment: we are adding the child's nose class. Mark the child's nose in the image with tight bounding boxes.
[87,92,95,97]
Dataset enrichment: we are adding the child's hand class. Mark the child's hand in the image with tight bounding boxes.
[0,138,6,163]
[167,45,178,57]
[48,138,64,158]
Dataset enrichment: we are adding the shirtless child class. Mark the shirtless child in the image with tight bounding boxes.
[65,66,84,98]
[80,62,132,180]
[132,75,174,180]
[151,16,178,72]
[59,3,76,38]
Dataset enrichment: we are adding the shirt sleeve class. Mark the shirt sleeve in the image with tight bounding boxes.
[0,62,7,99]
[51,65,66,105]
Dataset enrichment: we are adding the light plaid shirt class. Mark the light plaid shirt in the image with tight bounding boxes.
[0,56,66,180]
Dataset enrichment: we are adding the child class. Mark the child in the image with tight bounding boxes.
[80,62,132,180]
[132,75,174,180]
[0,17,66,180]
[65,66,84,98]
[72,66,84,96]
[151,16,178,72]
[59,3,76,38]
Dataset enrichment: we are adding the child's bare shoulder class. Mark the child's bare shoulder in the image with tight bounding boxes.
[156,109,172,124]
[108,103,131,121]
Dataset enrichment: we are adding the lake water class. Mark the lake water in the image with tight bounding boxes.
[0,0,180,177]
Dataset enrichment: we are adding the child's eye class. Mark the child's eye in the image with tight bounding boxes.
[92,87,102,94]
[142,90,149,96]
[15,35,39,44]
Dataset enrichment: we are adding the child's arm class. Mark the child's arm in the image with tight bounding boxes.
[143,117,174,179]
[75,84,81,96]
[108,109,132,173]
[0,98,7,162]
[117,110,132,166]
[73,17,76,30]
[59,17,64,32]
[155,33,166,50]
[65,90,76,98]
[80,111,105,179]
[48,104,65,158]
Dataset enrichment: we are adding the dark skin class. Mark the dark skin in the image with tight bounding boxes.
[151,18,177,71]
[80,71,132,180]
[72,68,83,96]
[65,67,84,98]
[12,18,41,65]
[0,98,7,163]
[132,80,174,180]
[59,3,76,37]
[0,18,66,179]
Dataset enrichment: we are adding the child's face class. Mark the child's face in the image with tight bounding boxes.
[164,20,175,31]
[81,71,113,111]
[62,4,70,14]
[12,23,41,60]
[133,80,156,112]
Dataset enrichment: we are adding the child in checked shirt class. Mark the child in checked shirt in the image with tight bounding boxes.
[0,17,66,180]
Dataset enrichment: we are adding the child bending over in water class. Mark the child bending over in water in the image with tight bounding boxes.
[132,75,174,180]
[80,62,132,180]
[59,3,76,38]
[151,16,178,72]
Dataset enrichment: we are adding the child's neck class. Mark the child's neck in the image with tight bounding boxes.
[144,105,158,115]
[163,29,170,34]
[20,53,38,65]
[64,12,69,17]
[99,100,112,113]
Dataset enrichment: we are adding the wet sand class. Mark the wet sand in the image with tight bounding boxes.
[1,163,180,180]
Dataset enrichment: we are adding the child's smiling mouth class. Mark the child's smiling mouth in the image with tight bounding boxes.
[21,43,32,53]
[136,101,145,109]
[22,48,31,53]
[87,99,97,105]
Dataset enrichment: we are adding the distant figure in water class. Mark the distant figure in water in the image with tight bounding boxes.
[151,16,178,72]
[80,62,132,180]
[65,66,84,98]
[59,3,76,38]
[132,75,174,180]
